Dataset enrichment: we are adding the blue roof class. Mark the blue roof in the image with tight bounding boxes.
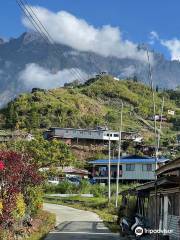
[89,156,168,165]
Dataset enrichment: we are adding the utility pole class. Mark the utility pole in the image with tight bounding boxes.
[157,97,165,157]
[147,48,159,240]
[115,101,123,208]
[108,134,111,202]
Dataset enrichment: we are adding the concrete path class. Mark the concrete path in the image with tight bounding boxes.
[44,203,120,240]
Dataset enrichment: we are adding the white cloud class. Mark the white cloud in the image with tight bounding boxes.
[149,31,159,45]
[22,6,152,63]
[18,63,88,89]
[149,30,180,61]
[120,66,136,77]
[161,39,180,61]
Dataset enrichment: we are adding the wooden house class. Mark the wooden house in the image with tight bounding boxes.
[123,158,180,240]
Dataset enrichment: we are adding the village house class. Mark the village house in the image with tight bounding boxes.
[0,130,34,142]
[122,157,180,240]
[40,166,89,184]
[43,127,140,145]
[89,155,168,182]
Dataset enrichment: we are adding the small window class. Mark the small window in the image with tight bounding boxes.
[114,134,119,137]
[66,130,69,133]
[107,133,112,137]
[126,164,135,171]
[142,164,152,171]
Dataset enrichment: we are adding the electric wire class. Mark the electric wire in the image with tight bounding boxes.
[16,0,86,83]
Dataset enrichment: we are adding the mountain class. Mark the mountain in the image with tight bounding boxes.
[1,76,179,144]
[0,32,180,107]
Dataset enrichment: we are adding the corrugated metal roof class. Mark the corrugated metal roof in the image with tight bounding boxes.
[89,156,168,164]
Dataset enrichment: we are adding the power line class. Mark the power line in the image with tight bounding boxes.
[22,0,54,44]
[19,0,85,82]
[16,0,86,83]
[16,0,50,44]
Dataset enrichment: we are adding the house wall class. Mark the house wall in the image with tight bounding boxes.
[93,163,156,181]
[46,128,137,141]
[167,215,180,240]
[54,128,105,140]
[122,163,156,180]
[166,191,180,240]
[149,190,180,240]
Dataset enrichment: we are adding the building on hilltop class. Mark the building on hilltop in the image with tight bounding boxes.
[89,155,168,183]
[43,127,141,145]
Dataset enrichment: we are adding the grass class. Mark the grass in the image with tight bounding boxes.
[24,210,56,240]
[0,210,56,240]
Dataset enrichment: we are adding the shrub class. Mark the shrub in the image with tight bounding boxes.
[12,193,26,221]
[0,151,43,227]
[25,186,44,216]
[79,180,91,194]
[0,200,2,215]
[90,184,106,197]
[56,181,79,194]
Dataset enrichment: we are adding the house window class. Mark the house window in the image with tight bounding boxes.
[66,130,69,133]
[126,164,135,171]
[107,133,112,137]
[114,134,119,137]
[168,193,179,216]
[142,164,152,171]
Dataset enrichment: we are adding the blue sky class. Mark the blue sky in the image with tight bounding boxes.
[1,0,180,60]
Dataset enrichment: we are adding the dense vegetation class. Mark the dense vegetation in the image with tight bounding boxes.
[1,76,180,141]
[0,151,48,239]
[1,137,76,168]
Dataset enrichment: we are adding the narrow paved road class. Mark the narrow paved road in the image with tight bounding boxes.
[44,203,120,240]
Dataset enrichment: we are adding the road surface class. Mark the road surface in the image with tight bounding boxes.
[44,203,120,240]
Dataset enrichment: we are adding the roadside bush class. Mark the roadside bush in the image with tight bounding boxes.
[25,186,44,216]
[0,151,43,230]
[90,184,106,197]
[79,180,91,194]
[12,193,26,221]
[0,200,2,215]
[56,181,73,194]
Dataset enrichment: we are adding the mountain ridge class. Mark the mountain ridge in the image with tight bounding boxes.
[0,32,180,107]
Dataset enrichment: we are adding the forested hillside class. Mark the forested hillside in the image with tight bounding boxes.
[1,76,179,143]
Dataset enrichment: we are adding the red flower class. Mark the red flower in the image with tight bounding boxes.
[0,161,4,171]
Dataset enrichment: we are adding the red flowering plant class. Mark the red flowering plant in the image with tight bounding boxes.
[0,151,43,228]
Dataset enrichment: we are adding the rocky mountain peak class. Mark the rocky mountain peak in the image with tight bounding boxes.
[0,38,5,45]
[20,32,44,45]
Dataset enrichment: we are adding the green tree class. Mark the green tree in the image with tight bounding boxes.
[3,137,75,168]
